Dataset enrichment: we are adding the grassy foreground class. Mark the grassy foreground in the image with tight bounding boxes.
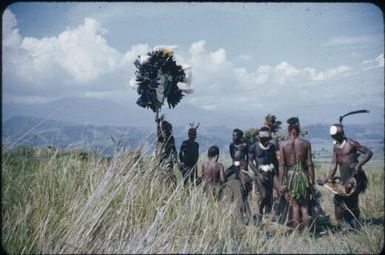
[2,146,384,254]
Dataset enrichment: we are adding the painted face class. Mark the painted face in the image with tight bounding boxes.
[330,125,345,143]
[258,130,271,146]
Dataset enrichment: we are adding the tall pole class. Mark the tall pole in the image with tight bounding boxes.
[155,108,160,157]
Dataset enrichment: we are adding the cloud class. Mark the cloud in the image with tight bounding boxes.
[3,9,379,115]
[361,53,384,70]
[324,34,382,47]
[17,18,122,84]
[173,40,355,112]
[2,9,22,49]
[237,54,252,62]
[3,11,149,85]
[3,10,150,104]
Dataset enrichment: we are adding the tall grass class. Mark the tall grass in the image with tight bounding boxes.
[2,145,384,254]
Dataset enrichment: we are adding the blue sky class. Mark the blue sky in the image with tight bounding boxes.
[2,2,384,126]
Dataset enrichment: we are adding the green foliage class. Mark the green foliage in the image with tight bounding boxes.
[288,161,312,201]
[243,128,259,146]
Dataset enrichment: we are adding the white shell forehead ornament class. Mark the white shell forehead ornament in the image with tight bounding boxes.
[329,125,338,135]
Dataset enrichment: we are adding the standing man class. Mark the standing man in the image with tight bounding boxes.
[229,129,249,165]
[156,115,178,185]
[202,145,225,197]
[279,117,315,230]
[249,126,279,218]
[179,123,200,186]
[322,123,372,229]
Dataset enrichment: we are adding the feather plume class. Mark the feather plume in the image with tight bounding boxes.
[264,114,282,134]
[188,122,200,130]
[339,110,369,123]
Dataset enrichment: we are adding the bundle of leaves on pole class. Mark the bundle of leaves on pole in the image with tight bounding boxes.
[131,46,192,151]
[131,46,192,117]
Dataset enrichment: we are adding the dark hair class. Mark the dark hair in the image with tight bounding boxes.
[161,120,172,131]
[233,128,243,137]
[287,117,300,131]
[208,145,220,158]
[332,123,344,129]
[259,126,271,133]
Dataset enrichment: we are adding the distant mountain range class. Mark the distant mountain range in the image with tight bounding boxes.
[3,97,230,128]
[3,97,384,128]
[2,115,383,160]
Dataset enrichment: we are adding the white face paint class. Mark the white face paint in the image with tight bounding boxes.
[330,125,338,135]
[259,131,271,138]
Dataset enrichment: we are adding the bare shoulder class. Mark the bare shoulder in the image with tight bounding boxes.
[280,139,290,148]
[346,138,360,147]
[270,139,279,149]
[297,137,311,146]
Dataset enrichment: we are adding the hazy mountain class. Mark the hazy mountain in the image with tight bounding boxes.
[3,97,228,128]
[3,97,153,127]
[3,115,383,160]
[3,97,383,129]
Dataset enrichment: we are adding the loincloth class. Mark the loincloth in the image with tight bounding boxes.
[258,163,278,176]
[286,165,312,202]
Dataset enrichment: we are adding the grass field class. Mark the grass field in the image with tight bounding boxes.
[2,145,384,254]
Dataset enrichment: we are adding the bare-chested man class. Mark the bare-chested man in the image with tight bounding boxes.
[249,126,279,218]
[323,123,372,229]
[279,117,314,229]
[229,129,249,164]
[202,146,225,197]
[156,116,178,185]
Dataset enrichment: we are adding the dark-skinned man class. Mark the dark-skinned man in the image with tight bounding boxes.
[229,128,249,164]
[179,124,200,186]
[202,145,225,197]
[279,117,314,230]
[156,116,178,186]
[322,123,372,229]
[249,126,279,220]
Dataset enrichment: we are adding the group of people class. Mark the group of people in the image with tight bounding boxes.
[155,114,373,230]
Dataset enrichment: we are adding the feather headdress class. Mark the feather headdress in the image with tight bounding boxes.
[132,46,193,112]
[264,114,282,134]
[339,110,369,123]
[189,122,200,130]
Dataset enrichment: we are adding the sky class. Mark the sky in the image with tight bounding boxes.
[2,2,384,127]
